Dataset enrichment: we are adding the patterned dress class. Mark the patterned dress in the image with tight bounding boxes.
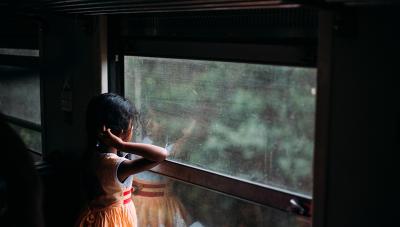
[76,153,137,227]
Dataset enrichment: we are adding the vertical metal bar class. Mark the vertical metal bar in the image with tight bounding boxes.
[38,18,46,159]
[312,9,334,227]
[107,16,125,95]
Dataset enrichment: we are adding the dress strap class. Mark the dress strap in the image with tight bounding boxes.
[122,187,133,204]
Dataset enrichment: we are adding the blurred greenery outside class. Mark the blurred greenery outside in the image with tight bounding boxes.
[124,56,316,197]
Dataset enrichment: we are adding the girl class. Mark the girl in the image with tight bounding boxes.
[76,93,168,227]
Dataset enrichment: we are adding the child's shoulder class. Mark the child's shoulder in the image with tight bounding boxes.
[97,153,123,165]
[95,153,125,176]
[99,152,118,158]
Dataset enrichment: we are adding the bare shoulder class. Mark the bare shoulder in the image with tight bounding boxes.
[117,158,160,182]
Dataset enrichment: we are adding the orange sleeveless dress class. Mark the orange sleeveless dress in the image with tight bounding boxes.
[76,153,137,227]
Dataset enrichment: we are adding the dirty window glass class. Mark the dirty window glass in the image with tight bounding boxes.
[0,65,41,124]
[125,56,316,196]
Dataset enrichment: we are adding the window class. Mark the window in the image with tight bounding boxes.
[0,65,41,124]
[114,8,317,226]
[122,52,315,226]
[0,50,43,160]
[125,56,316,196]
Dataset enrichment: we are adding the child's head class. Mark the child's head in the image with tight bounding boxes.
[86,93,136,148]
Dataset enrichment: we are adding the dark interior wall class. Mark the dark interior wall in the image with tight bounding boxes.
[323,6,398,227]
[40,15,104,226]
[41,15,102,158]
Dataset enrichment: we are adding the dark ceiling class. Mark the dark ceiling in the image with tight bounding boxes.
[0,0,322,16]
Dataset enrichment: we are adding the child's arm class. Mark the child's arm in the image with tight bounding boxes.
[100,128,168,182]
[101,128,168,162]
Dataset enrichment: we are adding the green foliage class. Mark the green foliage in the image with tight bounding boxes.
[125,56,316,196]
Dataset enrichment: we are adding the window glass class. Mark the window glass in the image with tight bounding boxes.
[8,123,42,153]
[133,171,310,227]
[125,56,316,196]
[0,65,41,124]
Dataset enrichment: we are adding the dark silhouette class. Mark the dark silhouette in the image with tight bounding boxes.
[0,113,44,227]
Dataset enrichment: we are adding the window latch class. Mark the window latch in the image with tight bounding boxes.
[288,198,311,217]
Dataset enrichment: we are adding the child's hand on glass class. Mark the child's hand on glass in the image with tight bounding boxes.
[181,119,197,137]
[99,126,124,150]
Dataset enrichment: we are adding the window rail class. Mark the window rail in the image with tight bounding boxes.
[151,159,312,217]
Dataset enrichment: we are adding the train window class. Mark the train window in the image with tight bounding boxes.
[0,57,42,157]
[122,51,314,226]
[0,65,41,124]
[115,8,317,225]
[124,56,316,196]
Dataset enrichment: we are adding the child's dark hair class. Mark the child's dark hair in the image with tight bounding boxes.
[86,93,136,149]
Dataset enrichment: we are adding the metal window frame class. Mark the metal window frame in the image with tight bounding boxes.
[122,39,316,67]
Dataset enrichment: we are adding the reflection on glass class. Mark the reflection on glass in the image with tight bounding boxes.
[132,171,311,227]
[8,123,42,153]
[0,65,41,124]
[125,56,316,196]
[131,171,191,227]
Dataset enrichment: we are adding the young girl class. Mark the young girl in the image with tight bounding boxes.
[76,93,168,227]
